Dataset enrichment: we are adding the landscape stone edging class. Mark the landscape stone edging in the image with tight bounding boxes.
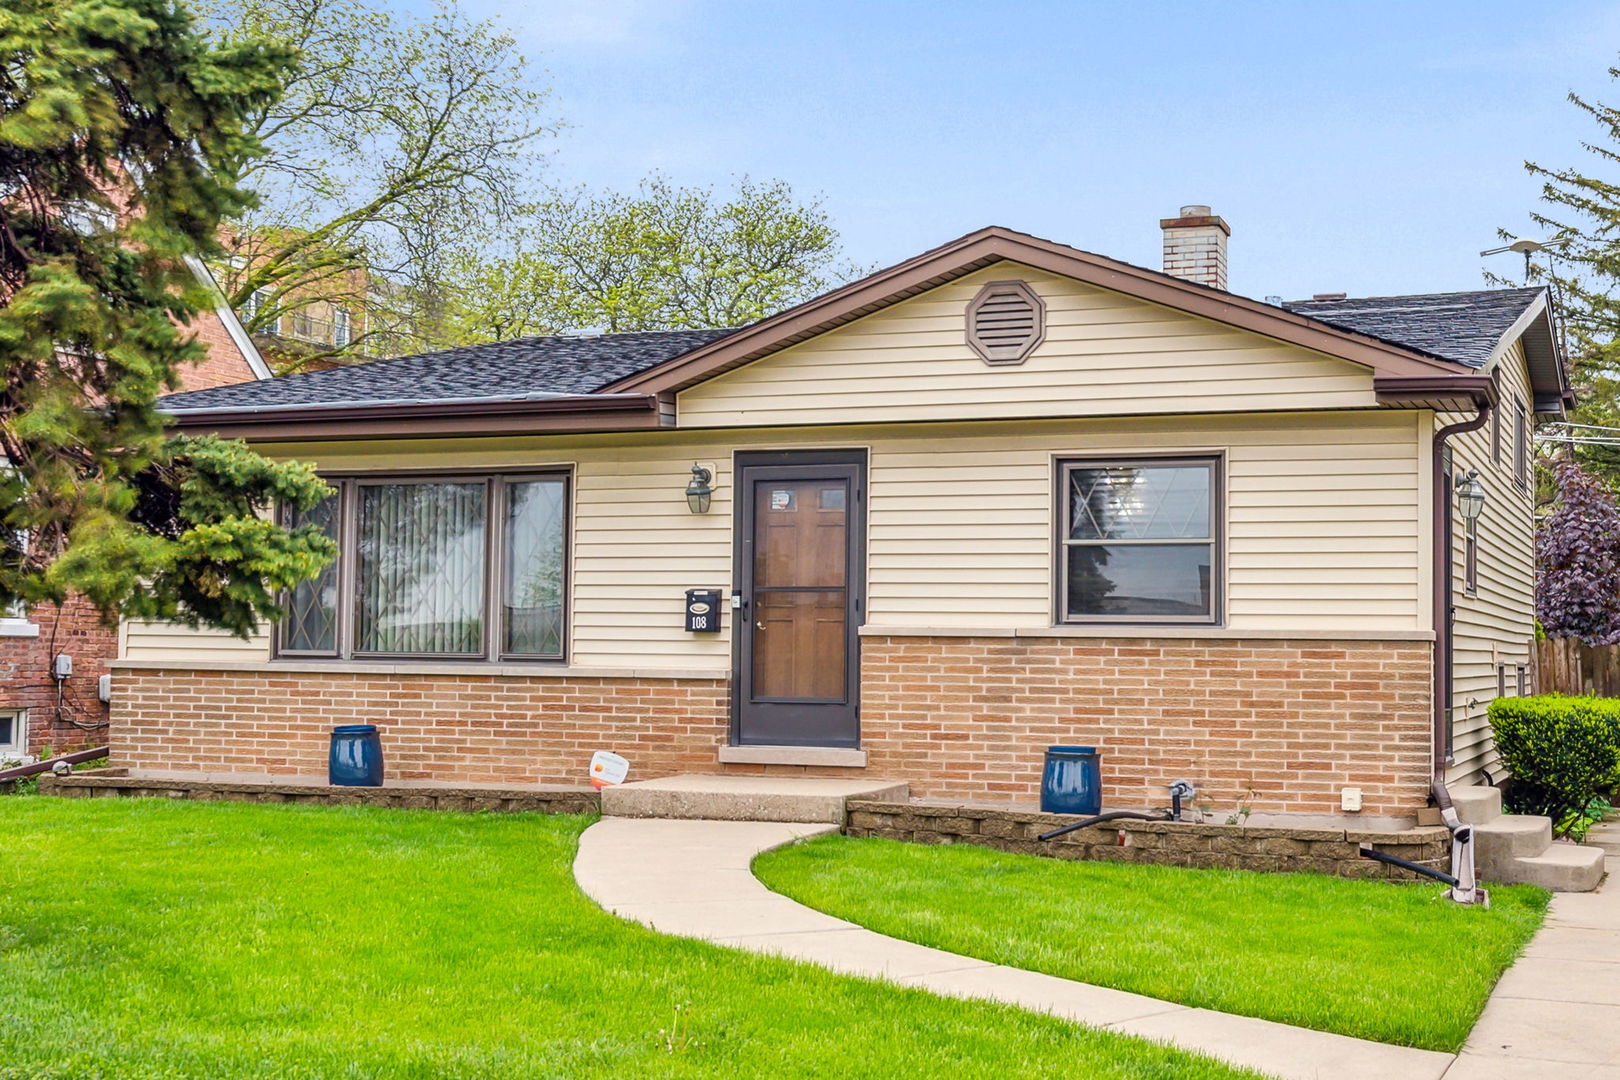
[844,799,1450,878]
[39,771,599,815]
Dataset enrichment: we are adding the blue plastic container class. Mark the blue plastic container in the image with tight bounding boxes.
[329,724,384,786]
[1040,745,1101,816]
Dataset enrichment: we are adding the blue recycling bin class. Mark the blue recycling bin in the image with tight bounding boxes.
[329,724,384,786]
[1041,745,1101,816]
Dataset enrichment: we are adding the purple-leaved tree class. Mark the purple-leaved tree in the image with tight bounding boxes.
[1537,459,1620,645]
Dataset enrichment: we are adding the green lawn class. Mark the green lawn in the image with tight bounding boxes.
[755,835,1549,1052]
[0,800,1264,1080]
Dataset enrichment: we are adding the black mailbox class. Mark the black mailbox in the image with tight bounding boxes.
[685,589,722,633]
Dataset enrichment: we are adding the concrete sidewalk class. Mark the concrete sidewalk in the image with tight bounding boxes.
[1446,856,1620,1079]
[573,816,1453,1080]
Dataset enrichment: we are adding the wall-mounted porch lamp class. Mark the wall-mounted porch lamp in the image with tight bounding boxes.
[1455,468,1487,527]
[685,463,714,514]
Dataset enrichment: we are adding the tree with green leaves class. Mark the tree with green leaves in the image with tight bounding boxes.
[1511,63,1620,481]
[194,0,557,368]
[439,175,861,343]
[0,0,334,635]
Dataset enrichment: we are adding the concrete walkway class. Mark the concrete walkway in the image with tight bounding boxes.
[573,817,1452,1080]
[1445,856,1620,1079]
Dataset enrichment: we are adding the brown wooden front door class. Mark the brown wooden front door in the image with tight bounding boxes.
[734,452,865,747]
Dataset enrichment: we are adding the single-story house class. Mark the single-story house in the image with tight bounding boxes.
[113,207,1568,825]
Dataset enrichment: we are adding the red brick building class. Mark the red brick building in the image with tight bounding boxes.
[4,264,269,763]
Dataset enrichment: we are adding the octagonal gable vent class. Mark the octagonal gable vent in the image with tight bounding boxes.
[966,280,1045,364]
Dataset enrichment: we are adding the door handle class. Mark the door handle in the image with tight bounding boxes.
[756,620,767,631]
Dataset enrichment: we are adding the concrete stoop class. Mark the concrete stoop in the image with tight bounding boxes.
[1449,784,1606,892]
[599,774,909,824]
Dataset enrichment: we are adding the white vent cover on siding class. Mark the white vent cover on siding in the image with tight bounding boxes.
[965,280,1046,364]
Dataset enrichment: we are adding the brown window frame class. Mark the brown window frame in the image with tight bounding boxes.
[1055,455,1223,627]
[1463,516,1479,596]
[1513,400,1529,491]
[275,470,571,664]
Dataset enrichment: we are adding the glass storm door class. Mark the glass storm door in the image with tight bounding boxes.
[734,454,865,747]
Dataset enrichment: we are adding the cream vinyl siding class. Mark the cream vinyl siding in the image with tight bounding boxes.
[1445,341,1538,786]
[122,410,1425,669]
[122,621,270,663]
[677,262,1379,428]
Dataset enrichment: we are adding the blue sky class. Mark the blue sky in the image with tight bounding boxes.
[438,0,1620,301]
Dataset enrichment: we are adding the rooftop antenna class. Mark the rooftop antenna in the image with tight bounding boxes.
[1480,236,1571,284]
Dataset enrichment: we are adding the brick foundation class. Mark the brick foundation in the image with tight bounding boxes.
[110,633,1432,817]
[845,799,1450,879]
[42,769,597,814]
[854,635,1433,817]
[112,668,729,785]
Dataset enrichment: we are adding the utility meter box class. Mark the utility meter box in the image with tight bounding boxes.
[684,589,721,633]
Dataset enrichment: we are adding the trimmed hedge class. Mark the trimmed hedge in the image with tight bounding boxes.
[1489,694,1620,834]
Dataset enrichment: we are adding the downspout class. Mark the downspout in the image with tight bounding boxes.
[1431,393,1492,799]
[1430,392,1493,905]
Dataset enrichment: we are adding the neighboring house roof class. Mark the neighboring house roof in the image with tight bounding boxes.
[160,328,732,413]
[1280,288,1546,369]
[159,225,1569,439]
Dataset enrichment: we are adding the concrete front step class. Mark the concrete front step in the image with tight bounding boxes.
[1448,784,1503,825]
[600,774,909,824]
[1497,842,1609,892]
[1474,814,1554,881]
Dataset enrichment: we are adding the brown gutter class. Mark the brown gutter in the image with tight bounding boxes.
[1375,374,1495,411]
[1431,389,1494,802]
[163,393,664,442]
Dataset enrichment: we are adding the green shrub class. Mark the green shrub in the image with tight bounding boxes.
[1490,694,1620,833]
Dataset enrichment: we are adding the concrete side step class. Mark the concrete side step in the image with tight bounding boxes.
[1473,814,1554,880]
[600,774,909,824]
[1447,784,1502,825]
[1497,843,1608,892]
[1585,822,1620,858]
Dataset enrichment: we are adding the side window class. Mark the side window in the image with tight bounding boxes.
[0,709,25,764]
[1513,401,1529,490]
[1058,457,1220,624]
[1463,519,1478,595]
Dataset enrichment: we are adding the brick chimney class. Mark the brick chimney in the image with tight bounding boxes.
[1160,204,1230,291]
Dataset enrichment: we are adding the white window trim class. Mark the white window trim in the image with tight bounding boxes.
[0,616,39,637]
[0,707,29,766]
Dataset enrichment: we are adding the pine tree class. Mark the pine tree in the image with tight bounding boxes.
[1519,66,1620,480]
[0,0,333,635]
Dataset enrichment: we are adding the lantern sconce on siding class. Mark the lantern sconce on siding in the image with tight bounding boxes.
[686,463,714,514]
[1455,468,1486,529]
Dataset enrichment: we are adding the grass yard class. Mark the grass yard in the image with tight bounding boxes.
[0,800,1266,1080]
[755,834,1549,1052]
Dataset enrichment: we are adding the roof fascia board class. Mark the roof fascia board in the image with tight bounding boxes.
[165,393,662,441]
[1479,290,1572,414]
[1482,290,1549,370]
[184,255,273,380]
[605,227,1470,396]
